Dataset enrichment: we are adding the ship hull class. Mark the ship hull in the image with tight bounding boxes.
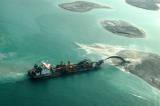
[28,60,104,80]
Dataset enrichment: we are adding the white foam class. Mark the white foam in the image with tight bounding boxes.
[77,43,141,57]
[130,93,148,101]
[76,43,124,56]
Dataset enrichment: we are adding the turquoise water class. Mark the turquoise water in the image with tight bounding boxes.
[0,0,160,106]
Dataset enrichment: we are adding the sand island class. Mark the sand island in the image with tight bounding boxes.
[126,0,159,10]
[59,1,111,12]
[101,20,146,38]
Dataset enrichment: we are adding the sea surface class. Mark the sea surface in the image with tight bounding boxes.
[0,0,160,106]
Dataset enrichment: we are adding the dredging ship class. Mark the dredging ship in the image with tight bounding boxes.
[28,56,129,80]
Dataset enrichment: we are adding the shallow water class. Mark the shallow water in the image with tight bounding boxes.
[0,0,160,106]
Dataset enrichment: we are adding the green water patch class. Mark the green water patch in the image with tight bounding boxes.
[0,30,15,51]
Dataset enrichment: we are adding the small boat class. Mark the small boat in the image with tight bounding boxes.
[28,56,130,80]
